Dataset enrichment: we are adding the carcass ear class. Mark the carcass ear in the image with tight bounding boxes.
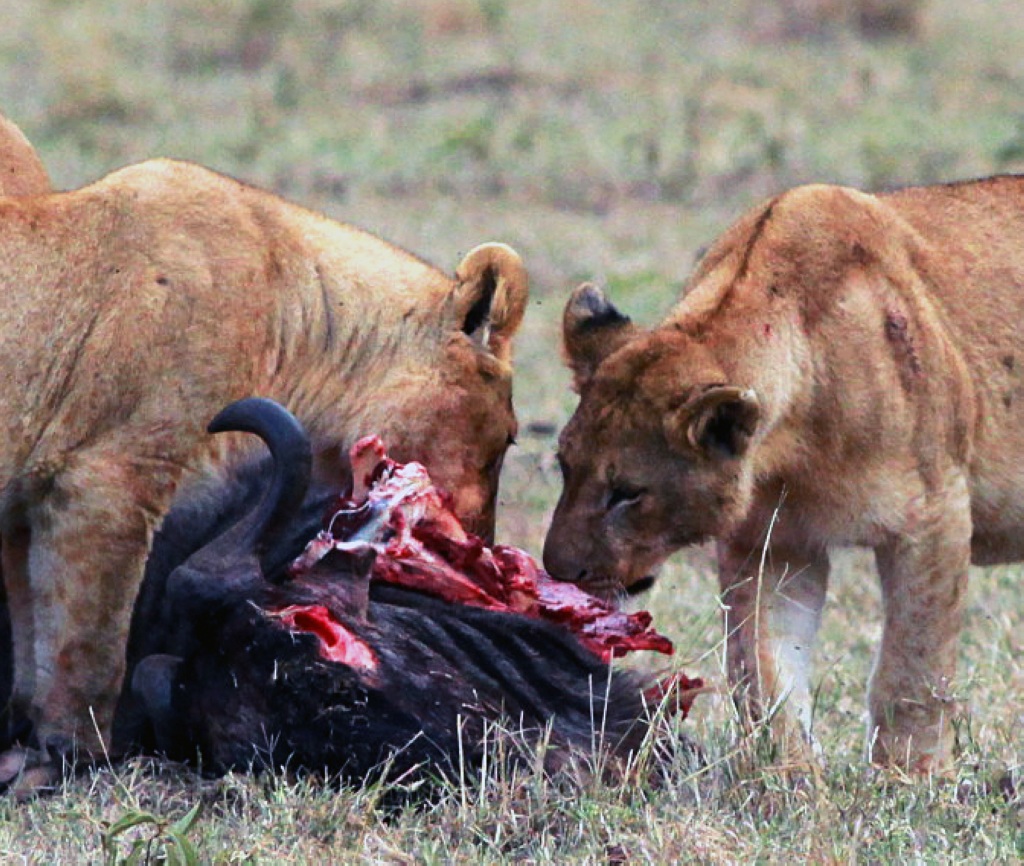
[131,654,186,754]
[454,242,529,363]
[562,283,640,392]
[302,545,376,622]
[664,386,760,459]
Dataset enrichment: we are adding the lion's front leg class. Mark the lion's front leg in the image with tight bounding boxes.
[2,446,178,792]
[717,535,830,766]
[28,526,149,761]
[869,475,971,774]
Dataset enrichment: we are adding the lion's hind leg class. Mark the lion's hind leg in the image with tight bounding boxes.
[868,471,971,774]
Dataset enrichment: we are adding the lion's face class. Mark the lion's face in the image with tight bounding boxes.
[380,343,517,544]
[543,285,760,599]
[306,242,528,546]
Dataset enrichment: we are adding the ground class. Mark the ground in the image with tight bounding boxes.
[0,0,1020,861]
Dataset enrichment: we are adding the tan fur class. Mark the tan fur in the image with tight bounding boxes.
[0,113,50,197]
[545,176,1024,773]
[0,157,528,770]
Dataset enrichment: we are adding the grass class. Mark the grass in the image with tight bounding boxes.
[1,0,1022,861]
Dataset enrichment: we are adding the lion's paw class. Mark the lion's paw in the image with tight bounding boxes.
[0,746,60,799]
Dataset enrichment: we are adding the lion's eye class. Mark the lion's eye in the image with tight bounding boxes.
[606,483,645,511]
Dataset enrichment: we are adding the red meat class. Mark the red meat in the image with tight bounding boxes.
[285,436,703,716]
[290,436,676,663]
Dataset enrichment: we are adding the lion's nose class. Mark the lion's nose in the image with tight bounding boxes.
[542,540,586,584]
[549,567,589,585]
[464,516,494,546]
[625,575,655,595]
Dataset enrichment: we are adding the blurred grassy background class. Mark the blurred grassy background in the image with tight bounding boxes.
[0,0,1022,861]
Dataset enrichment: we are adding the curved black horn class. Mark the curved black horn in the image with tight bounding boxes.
[164,397,313,615]
[206,396,312,557]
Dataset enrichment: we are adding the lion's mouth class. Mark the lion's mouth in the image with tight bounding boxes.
[624,575,656,597]
[581,574,657,606]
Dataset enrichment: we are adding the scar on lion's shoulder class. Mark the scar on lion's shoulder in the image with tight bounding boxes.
[884,309,922,378]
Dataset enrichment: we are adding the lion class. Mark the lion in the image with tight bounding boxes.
[0,112,50,196]
[0,110,49,785]
[0,157,528,792]
[543,175,1024,774]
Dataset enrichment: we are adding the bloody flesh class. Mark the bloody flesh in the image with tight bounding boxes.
[287,436,673,662]
[270,605,378,673]
[281,436,702,713]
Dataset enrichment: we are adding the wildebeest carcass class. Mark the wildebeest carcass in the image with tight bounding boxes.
[106,398,701,787]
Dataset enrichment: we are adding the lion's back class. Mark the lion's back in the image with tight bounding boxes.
[880,176,1024,558]
[0,162,283,470]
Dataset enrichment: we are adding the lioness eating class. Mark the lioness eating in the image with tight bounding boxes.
[544,176,1024,773]
[0,157,527,792]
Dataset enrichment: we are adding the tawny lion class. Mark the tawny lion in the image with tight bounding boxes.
[0,155,528,792]
[544,175,1024,773]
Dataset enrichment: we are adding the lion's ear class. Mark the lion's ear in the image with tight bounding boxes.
[453,243,529,363]
[664,386,760,459]
[562,283,640,392]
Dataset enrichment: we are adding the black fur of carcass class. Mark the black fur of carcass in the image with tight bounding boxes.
[110,398,657,785]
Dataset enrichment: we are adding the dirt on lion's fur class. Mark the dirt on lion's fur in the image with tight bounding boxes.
[0,0,1021,862]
